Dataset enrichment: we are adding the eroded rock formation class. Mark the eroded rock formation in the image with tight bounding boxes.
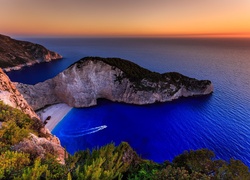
[12,134,66,164]
[17,57,213,110]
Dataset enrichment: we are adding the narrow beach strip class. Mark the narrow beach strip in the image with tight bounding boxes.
[37,103,72,131]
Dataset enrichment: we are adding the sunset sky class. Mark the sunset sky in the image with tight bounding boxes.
[1,0,250,37]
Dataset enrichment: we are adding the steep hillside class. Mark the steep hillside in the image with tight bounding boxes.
[0,34,62,71]
[0,68,38,118]
[0,68,66,164]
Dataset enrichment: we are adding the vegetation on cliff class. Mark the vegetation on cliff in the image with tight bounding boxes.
[0,34,62,69]
[0,101,249,179]
[0,101,44,147]
[71,57,211,92]
[71,57,163,83]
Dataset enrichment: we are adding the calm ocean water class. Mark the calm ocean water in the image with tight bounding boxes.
[7,38,250,166]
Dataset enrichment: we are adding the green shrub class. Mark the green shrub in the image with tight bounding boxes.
[71,142,134,180]
[0,150,30,179]
[0,121,30,145]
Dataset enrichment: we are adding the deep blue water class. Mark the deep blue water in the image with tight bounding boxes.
[7,38,250,167]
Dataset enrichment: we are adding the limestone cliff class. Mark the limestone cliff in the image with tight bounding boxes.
[0,68,38,118]
[16,57,213,110]
[0,34,62,71]
[14,79,60,111]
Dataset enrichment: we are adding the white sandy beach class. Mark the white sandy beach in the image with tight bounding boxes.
[37,103,72,131]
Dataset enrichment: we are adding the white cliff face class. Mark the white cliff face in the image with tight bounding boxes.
[54,60,133,107]
[16,79,61,110]
[16,58,213,110]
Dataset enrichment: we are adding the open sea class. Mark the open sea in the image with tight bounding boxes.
[7,38,250,167]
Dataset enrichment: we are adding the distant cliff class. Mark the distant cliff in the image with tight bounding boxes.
[0,34,62,71]
[16,57,213,110]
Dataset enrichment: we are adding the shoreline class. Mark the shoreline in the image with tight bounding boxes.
[3,57,63,72]
[36,103,72,131]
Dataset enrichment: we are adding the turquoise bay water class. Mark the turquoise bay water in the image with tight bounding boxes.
[7,38,250,166]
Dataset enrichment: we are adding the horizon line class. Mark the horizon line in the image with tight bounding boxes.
[3,33,250,39]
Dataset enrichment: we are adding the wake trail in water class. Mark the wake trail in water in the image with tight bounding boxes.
[61,125,107,137]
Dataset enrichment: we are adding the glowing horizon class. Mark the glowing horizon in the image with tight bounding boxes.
[1,0,250,38]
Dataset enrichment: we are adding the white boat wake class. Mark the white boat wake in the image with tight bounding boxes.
[61,125,107,137]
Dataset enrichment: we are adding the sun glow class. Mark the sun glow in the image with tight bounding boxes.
[1,0,250,37]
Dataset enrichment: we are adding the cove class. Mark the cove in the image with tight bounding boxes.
[52,95,248,165]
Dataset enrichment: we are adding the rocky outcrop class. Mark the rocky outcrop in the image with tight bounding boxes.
[16,57,213,110]
[12,133,66,164]
[0,34,62,71]
[0,68,38,118]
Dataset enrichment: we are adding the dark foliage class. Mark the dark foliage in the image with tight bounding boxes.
[69,57,211,92]
[71,57,164,83]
